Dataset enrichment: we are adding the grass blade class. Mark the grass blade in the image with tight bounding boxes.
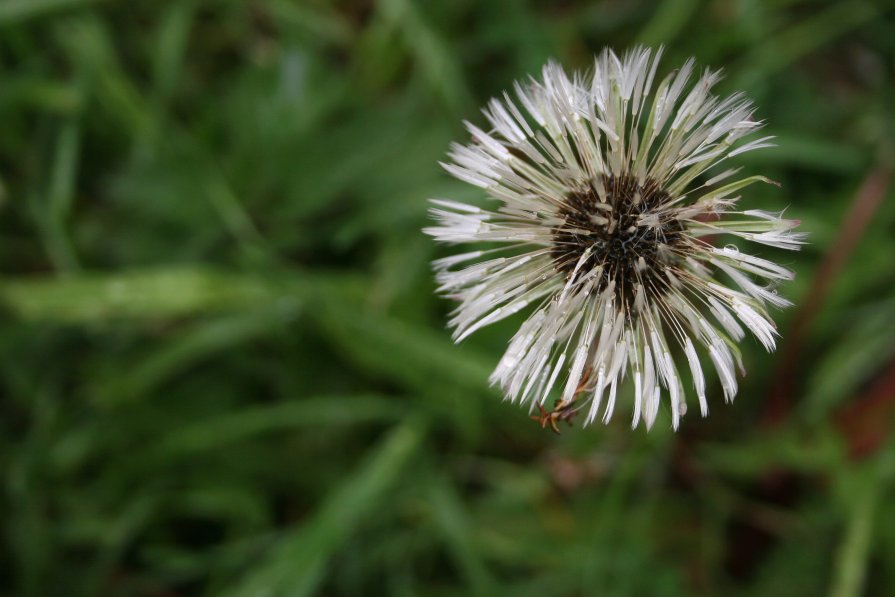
[222,417,427,597]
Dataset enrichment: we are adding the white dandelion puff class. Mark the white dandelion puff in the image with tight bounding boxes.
[424,47,803,431]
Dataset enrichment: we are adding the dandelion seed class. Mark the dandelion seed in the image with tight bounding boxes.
[424,47,804,431]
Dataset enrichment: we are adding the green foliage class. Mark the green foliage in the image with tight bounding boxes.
[1,1,894,595]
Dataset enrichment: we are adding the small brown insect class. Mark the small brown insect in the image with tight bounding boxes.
[531,399,579,433]
[530,366,593,433]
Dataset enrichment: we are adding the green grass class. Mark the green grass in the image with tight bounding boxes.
[1,0,895,595]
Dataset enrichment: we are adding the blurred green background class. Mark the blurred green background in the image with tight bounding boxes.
[1,0,894,595]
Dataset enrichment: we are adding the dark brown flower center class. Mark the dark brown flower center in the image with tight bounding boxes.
[551,174,684,307]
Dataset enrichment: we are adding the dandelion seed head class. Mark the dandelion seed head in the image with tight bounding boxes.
[424,47,804,431]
